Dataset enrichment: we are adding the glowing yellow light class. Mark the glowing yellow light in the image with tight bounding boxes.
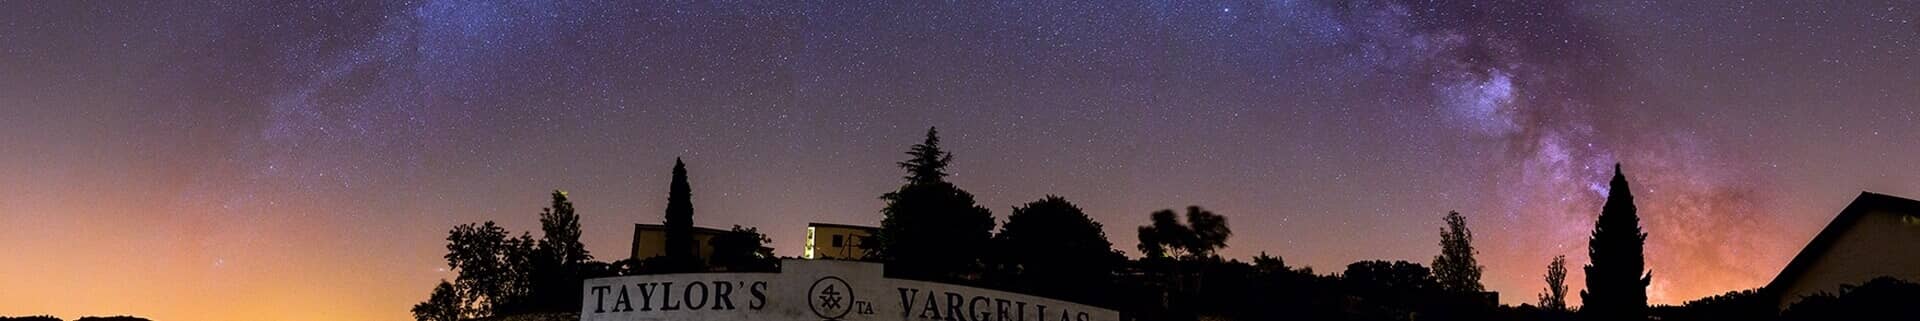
[804,226,817,259]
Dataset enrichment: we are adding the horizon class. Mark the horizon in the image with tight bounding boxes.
[3,1,1918,321]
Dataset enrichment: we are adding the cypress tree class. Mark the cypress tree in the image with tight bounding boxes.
[664,158,697,271]
[1582,164,1651,321]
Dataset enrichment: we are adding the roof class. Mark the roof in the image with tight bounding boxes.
[807,222,879,231]
[1763,191,1920,294]
[633,223,732,235]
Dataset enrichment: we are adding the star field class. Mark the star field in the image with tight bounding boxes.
[0,1,1916,321]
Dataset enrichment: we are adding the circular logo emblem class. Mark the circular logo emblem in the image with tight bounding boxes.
[808,276,854,320]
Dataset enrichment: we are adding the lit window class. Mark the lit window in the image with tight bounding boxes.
[805,227,817,259]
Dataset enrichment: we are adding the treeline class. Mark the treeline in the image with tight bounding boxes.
[411,191,620,321]
[411,161,776,321]
[0,317,151,321]
[1657,277,1920,321]
[412,127,1916,321]
[860,128,1521,320]
[405,127,1574,321]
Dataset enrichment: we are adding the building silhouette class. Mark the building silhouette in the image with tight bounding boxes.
[628,223,730,264]
[1765,191,1920,309]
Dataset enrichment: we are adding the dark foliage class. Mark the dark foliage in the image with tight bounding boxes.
[412,280,463,321]
[873,127,996,282]
[663,158,698,272]
[1583,164,1651,321]
[537,191,591,265]
[0,317,151,321]
[0,316,63,321]
[524,190,599,312]
[990,196,1125,304]
[1432,211,1484,293]
[1117,256,1531,321]
[1539,255,1569,311]
[1651,278,1920,321]
[396,134,1920,321]
[1508,304,1578,321]
[1144,258,1346,321]
[1344,260,1438,314]
[1655,288,1771,321]
[1252,252,1285,273]
[71,318,150,321]
[1137,206,1231,260]
[1342,260,1501,321]
[709,225,779,272]
[443,221,537,317]
[1125,206,1239,320]
[898,127,953,185]
[1781,277,1920,321]
[427,189,632,319]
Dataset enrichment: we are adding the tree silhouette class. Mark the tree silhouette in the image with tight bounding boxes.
[1252,251,1286,273]
[1343,260,1437,315]
[709,225,778,272]
[1137,206,1231,260]
[1582,164,1651,321]
[1663,288,1771,321]
[1344,260,1436,292]
[525,190,594,312]
[425,190,629,318]
[873,127,995,281]
[538,190,591,266]
[1539,255,1569,311]
[500,232,538,313]
[1136,210,1184,259]
[412,280,463,321]
[899,127,953,185]
[1781,277,1920,321]
[1187,207,1230,258]
[992,195,1124,303]
[0,316,64,321]
[1133,205,1232,317]
[443,221,537,317]
[663,158,698,272]
[1432,211,1485,294]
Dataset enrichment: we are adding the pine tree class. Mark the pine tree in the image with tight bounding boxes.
[899,127,953,185]
[1540,255,1569,311]
[874,127,995,281]
[664,158,697,272]
[1432,211,1485,293]
[1582,164,1651,321]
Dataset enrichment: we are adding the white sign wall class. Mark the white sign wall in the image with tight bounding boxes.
[582,260,1119,321]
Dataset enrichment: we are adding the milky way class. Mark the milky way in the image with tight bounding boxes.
[2,1,1917,321]
[1319,0,1808,302]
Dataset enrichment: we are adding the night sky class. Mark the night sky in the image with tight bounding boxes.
[2,1,1917,320]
